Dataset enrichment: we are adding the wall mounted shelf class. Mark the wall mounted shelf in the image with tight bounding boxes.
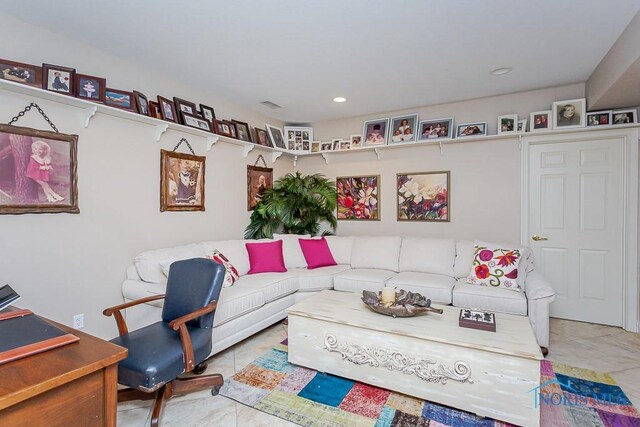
[2,79,638,167]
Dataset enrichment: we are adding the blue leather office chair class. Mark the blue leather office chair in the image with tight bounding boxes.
[104,258,225,426]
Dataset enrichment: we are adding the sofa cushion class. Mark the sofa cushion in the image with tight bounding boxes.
[324,236,354,265]
[213,284,265,327]
[122,279,167,307]
[399,237,456,276]
[466,244,523,291]
[455,240,533,289]
[294,264,351,291]
[134,243,206,284]
[386,272,455,304]
[201,240,250,276]
[273,233,311,269]
[299,237,337,269]
[233,271,298,303]
[350,236,402,272]
[453,280,527,315]
[333,268,396,293]
[246,240,287,274]
[207,250,239,288]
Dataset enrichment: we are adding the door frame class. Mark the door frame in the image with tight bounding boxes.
[521,127,639,332]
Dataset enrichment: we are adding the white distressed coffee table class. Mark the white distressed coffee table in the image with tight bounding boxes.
[287,290,542,427]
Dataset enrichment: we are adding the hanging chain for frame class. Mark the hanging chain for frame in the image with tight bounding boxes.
[253,154,267,168]
[7,102,59,133]
[172,138,196,155]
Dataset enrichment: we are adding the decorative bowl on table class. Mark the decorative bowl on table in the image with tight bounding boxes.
[361,289,444,318]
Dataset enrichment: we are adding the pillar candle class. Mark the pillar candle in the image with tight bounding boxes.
[381,287,396,304]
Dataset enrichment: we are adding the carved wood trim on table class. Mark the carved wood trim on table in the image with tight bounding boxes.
[324,334,473,384]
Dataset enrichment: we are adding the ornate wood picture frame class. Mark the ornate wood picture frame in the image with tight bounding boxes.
[160,149,205,211]
[247,165,273,211]
[0,124,79,214]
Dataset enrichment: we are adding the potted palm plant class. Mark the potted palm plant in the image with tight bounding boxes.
[244,172,337,239]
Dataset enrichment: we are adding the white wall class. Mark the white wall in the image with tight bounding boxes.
[0,14,291,338]
[298,84,586,243]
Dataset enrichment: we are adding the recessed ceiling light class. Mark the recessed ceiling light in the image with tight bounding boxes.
[490,67,512,76]
[333,97,347,103]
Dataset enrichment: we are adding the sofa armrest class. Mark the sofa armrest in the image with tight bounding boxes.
[524,269,556,301]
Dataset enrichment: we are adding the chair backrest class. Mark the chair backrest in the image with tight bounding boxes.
[161,258,225,329]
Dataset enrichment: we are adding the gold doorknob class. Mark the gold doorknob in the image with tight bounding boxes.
[532,235,548,241]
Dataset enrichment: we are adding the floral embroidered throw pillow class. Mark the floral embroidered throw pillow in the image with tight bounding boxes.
[207,250,239,288]
[466,245,522,291]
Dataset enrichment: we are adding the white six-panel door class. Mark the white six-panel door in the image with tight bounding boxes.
[528,136,625,326]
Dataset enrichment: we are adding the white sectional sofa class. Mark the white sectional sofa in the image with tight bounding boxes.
[121,235,556,356]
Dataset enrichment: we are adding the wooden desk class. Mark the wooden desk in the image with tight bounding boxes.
[0,317,127,426]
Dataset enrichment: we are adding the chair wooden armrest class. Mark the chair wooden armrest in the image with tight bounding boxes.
[103,294,165,336]
[168,301,218,372]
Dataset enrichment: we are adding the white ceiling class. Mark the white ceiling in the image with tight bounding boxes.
[4,1,640,123]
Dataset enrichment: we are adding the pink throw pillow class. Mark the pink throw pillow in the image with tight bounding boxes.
[246,240,287,274]
[299,237,337,269]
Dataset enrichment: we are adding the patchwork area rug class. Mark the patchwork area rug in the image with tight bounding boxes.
[220,341,640,426]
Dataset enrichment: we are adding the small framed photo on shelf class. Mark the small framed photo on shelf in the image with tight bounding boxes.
[0,59,42,88]
[362,118,389,146]
[587,110,612,127]
[459,309,496,332]
[397,171,449,222]
[222,121,238,138]
[160,149,205,212]
[331,139,341,151]
[149,101,162,119]
[339,140,351,150]
[157,96,178,122]
[518,119,527,133]
[552,98,586,129]
[42,63,75,96]
[612,109,637,125]
[388,113,418,144]
[497,114,518,135]
[254,127,272,147]
[310,141,321,152]
[183,112,212,132]
[456,122,487,137]
[133,91,150,116]
[232,120,253,142]
[418,118,453,140]
[529,110,551,132]
[266,124,287,149]
[199,104,216,122]
[320,141,333,151]
[74,74,106,103]
[350,134,362,149]
[213,119,234,137]
[284,126,313,152]
[173,97,198,124]
[336,175,380,221]
[105,88,135,111]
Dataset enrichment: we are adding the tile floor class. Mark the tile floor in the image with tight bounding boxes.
[117,318,640,426]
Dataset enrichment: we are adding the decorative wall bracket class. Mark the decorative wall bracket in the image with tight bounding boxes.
[205,135,219,151]
[324,334,473,385]
[82,105,97,128]
[155,123,169,142]
[242,143,254,158]
[271,151,283,163]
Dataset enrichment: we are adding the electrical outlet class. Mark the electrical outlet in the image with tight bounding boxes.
[73,314,84,329]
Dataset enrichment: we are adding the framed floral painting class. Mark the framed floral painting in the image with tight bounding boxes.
[336,175,379,220]
[397,171,449,222]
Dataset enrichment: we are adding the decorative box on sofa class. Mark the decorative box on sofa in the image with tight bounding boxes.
[121,235,556,357]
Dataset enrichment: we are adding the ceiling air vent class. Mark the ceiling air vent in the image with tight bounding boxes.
[260,101,282,110]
